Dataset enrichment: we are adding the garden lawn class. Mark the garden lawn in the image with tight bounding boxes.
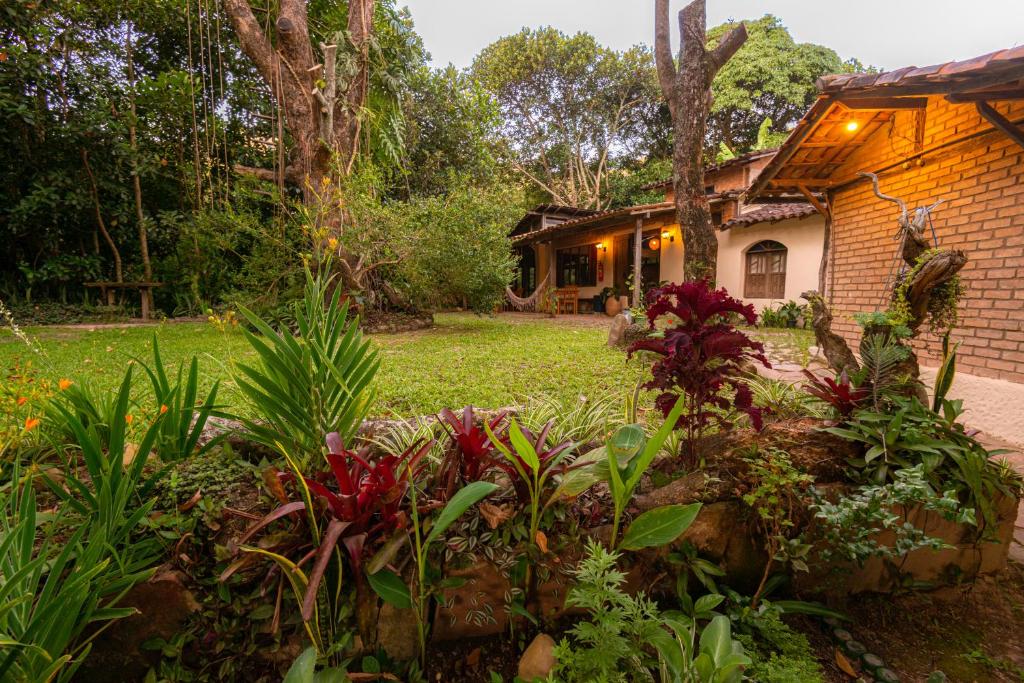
[0,313,644,418]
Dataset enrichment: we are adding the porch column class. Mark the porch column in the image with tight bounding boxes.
[547,241,556,289]
[633,217,643,305]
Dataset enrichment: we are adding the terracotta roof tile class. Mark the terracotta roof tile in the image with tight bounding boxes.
[720,203,818,230]
[817,47,1024,95]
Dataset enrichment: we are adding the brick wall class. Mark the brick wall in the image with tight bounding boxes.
[827,96,1024,382]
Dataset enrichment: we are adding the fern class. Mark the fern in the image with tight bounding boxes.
[857,333,910,408]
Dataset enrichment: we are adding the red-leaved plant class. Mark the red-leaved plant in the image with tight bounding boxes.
[435,406,510,499]
[628,280,770,464]
[801,369,869,418]
[221,433,434,627]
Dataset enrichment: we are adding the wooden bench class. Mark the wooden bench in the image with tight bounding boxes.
[84,281,163,320]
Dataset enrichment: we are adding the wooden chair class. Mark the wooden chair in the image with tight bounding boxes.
[555,286,579,315]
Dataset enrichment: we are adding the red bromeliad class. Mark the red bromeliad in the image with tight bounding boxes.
[435,406,510,499]
[222,433,434,623]
[802,369,869,418]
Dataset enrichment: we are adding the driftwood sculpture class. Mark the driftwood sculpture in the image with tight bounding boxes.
[802,173,967,394]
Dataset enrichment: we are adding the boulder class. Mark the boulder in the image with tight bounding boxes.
[607,313,630,347]
[76,567,200,682]
[518,633,557,681]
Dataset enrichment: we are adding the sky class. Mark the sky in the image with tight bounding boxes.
[400,0,1024,72]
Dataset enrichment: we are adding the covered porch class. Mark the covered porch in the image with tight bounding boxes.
[511,202,684,314]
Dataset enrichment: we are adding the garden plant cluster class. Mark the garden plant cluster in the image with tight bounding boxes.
[1,271,1019,683]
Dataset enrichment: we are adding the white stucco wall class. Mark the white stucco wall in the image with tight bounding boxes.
[919,366,1024,448]
[658,224,685,285]
[715,216,826,310]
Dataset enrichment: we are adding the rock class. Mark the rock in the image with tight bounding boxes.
[518,633,557,681]
[607,313,629,347]
[76,567,200,682]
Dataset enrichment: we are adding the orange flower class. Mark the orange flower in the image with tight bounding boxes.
[159,404,168,415]
[125,414,134,425]
[24,417,40,432]
[59,378,73,391]
[16,396,27,406]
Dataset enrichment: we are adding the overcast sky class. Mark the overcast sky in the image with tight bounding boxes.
[400,0,1024,72]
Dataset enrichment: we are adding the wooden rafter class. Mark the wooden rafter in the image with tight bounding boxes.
[975,101,1024,149]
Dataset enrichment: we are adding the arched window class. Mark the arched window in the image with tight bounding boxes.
[744,240,787,298]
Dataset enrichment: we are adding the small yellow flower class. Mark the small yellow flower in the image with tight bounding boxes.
[24,417,40,432]
[125,414,134,425]
[59,379,73,391]
[159,404,169,415]
[327,237,339,251]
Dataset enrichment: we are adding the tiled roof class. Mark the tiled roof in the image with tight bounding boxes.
[720,203,818,230]
[640,149,777,190]
[747,45,1024,201]
[512,202,674,244]
[817,46,1024,96]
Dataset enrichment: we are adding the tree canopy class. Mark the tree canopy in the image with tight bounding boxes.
[472,27,669,209]
[708,14,864,153]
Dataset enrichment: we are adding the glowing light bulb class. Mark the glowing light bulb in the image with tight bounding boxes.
[846,121,859,132]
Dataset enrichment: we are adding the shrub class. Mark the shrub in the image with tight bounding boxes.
[628,280,770,464]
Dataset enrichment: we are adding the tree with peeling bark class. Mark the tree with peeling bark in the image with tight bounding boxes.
[654,0,747,281]
[223,0,374,199]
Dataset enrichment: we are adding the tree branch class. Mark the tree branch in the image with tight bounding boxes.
[707,24,747,80]
[223,0,278,89]
[653,0,677,119]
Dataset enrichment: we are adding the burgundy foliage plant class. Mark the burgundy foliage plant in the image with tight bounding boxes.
[628,280,770,463]
[801,369,869,418]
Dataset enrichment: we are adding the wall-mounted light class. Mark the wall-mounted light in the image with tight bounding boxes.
[648,237,660,251]
[661,229,674,243]
[596,241,606,252]
[845,120,859,132]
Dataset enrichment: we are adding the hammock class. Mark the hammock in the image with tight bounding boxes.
[505,272,552,311]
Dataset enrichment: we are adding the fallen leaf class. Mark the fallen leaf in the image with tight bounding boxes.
[465,647,481,668]
[535,530,549,554]
[479,502,512,529]
[263,468,289,504]
[835,648,857,678]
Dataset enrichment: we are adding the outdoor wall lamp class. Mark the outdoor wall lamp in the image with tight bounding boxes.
[845,120,859,132]
[661,230,674,243]
[596,241,607,252]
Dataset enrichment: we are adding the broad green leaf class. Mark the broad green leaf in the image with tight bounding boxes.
[366,569,412,609]
[425,481,499,546]
[283,646,317,683]
[507,420,540,473]
[619,503,702,551]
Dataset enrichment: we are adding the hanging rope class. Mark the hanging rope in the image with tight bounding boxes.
[505,272,552,311]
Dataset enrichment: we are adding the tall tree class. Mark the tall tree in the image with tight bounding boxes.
[473,27,665,209]
[655,0,746,281]
[223,0,375,199]
[708,15,860,153]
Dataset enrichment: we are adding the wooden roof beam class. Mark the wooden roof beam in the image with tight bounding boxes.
[947,89,1024,103]
[768,178,831,187]
[836,96,927,110]
[975,101,1024,149]
[796,184,829,220]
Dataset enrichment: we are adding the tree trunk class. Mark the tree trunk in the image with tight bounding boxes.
[654,0,746,282]
[81,149,123,284]
[224,0,376,293]
[126,25,152,299]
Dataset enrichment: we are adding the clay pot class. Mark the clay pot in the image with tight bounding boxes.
[604,296,621,317]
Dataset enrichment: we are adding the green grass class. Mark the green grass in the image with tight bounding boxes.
[0,314,645,418]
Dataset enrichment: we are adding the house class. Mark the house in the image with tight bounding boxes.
[745,46,1024,445]
[511,150,824,312]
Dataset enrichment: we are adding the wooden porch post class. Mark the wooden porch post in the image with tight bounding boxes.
[633,217,643,305]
